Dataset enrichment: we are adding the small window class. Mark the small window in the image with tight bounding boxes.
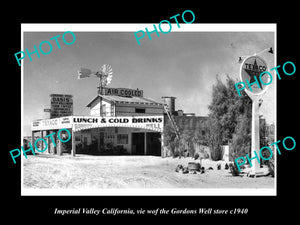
[135,108,145,113]
[101,104,106,116]
[202,130,205,136]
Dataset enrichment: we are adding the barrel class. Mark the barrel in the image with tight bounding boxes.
[188,162,201,171]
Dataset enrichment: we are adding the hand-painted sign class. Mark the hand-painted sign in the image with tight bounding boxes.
[72,116,163,132]
[103,87,143,97]
[32,116,163,133]
[50,94,73,118]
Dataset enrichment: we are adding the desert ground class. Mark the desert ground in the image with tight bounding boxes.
[22,154,274,189]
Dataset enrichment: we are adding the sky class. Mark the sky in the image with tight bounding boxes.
[23,26,275,136]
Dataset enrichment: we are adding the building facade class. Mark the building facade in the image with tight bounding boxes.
[30,89,210,158]
[31,88,164,156]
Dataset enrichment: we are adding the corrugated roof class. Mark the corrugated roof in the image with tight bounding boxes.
[86,95,163,107]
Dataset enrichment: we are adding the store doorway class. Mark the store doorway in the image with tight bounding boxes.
[146,132,161,156]
[132,132,145,155]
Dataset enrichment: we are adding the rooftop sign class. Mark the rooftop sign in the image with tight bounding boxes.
[103,87,143,97]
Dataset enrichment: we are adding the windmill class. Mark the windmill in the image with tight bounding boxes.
[77,64,113,116]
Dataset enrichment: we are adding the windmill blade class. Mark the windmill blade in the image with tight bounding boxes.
[101,64,113,76]
[106,73,113,85]
[100,64,113,85]
[106,76,112,85]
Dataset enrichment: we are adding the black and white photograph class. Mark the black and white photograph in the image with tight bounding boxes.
[20,24,276,195]
[4,5,298,221]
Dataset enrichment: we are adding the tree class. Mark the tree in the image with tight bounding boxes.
[230,112,251,160]
[208,75,252,161]
[193,127,208,146]
[180,129,195,157]
[162,121,178,157]
[207,115,223,160]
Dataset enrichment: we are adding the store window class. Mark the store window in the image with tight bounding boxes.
[135,108,145,113]
[117,134,128,144]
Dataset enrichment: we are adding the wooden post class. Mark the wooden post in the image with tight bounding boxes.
[71,128,76,156]
[41,130,44,152]
[50,130,54,154]
[57,134,63,156]
[31,131,35,154]
[144,132,147,155]
[53,130,57,154]
[46,130,50,154]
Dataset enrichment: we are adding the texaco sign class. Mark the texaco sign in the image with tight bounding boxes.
[240,55,271,95]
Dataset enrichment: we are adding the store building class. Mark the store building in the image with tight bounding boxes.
[31,88,164,156]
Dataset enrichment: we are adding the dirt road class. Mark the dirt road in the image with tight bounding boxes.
[23,154,274,189]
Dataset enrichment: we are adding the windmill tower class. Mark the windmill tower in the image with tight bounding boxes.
[78,64,113,116]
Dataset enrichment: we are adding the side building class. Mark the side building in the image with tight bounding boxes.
[161,96,209,157]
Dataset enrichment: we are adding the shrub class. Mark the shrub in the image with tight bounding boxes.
[229,162,240,176]
[267,158,275,177]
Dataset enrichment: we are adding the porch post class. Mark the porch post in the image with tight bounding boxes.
[144,132,147,155]
[41,130,44,152]
[31,131,35,155]
[71,128,76,156]
[57,135,63,156]
[53,130,57,154]
[46,130,50,153]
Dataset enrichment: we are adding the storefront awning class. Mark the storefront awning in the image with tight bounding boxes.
[31,115,164,133]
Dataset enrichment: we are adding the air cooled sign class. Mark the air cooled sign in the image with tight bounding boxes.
[103,87,143,97]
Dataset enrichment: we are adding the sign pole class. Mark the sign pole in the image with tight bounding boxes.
[239,55,271,177]
[71,128,76,156]
[250,95,261,174]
